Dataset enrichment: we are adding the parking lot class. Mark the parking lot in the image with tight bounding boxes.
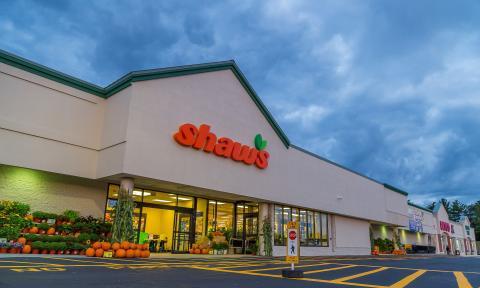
[0,255,478,288]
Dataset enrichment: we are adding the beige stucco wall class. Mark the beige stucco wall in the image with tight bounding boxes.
[0,165,107,218]
[0,61,408,227]
[121,70,408,225]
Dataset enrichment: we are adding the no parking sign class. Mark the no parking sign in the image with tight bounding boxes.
[286,221,299,264]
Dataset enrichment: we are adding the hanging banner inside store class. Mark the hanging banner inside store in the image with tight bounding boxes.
[173,123,269,169]
[286,221,299,264]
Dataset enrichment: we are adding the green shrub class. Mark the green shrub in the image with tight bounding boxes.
[63,210,79,222]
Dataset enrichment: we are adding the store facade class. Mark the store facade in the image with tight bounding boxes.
[0,49,472,256]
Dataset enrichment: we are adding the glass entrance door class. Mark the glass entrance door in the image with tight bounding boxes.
[172,211,193,253]
[240,213,258,254]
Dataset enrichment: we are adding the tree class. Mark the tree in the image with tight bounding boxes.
[449,200,467,222]
[427,202,436,210]
[466,201,480,240]
[440,198,451,213]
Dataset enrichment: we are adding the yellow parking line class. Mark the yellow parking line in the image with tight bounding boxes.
[453,271,473,288]
[332,267,389,282]
[389,270,426,288]
[0,259,64,266]
[249,262,331,272]
[304,264,357,275]
[44,256,124,265]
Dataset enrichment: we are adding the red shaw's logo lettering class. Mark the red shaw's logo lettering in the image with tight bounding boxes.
[173,123,269,169]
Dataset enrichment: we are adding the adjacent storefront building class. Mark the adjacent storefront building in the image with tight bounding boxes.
[0,50,475,256]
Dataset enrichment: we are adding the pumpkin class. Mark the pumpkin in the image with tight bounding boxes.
[17,237,27,245]
[95,248,104,257]
[115,249,126,258]
[121,241,130,250]
[92,242,102,249]
[134,249,142,258]
[129,243,136,250]
[202,248,209,254]
[29,227,39,234]
[47,227,55,235]
[143,243,149,250]
[141,250,150,258]
[194,249,201,254]
[101,242,111,251]
[126,249,135,258]
[111,242,121,251]
[85,248,95,257]
[192,244,198,249]
[189,248,194,254]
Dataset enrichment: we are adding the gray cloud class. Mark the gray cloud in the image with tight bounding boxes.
[1,0,480,204]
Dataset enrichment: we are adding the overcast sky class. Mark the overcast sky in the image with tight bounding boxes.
[2,0,480,205]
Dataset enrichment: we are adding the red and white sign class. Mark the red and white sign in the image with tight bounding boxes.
[440,221,450,233]
[173,123,269,169]
[286,221,299,264]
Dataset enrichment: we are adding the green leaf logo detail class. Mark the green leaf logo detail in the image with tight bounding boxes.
[254,134,268,150]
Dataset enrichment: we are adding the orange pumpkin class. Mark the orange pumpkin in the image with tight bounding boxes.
[92,242,102,249]
[101,242,111,251]
[47,227,55,235]
[143,243,149,250]
[85,248,95,257]
[17,237,27,245]
[126,249,135,258]
[115,249,126,258]
[121,241,130,250]
[95,248,104,257]
[189,248,194,254]
[128,243,135,250]
[29,227,39,234]
[22,245,31,254]
[111,242,120,251]
[134,249,142,258]
[202,248,209,254]
[194,248,201,254]
[141,250,150,258]
[192,244,198,249]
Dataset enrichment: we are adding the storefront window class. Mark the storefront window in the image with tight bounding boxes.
[195,198,208,240]
[177,195,194,208]
[143,190,177,206]
[274,205,284,245]
[273,204,329,247]
[216,202,234,235]
[207,200,216,232]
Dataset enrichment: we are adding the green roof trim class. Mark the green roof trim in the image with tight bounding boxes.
[0,49,290,147]
[383,183,409,196]
[407,202,433,213]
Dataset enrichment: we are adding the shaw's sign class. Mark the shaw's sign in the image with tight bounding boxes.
[173,123,269,169]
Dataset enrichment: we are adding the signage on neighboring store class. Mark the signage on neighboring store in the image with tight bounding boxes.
[286,221,299,264]
[440,221,450,233]
[408,208,424,232]
[173,123,269,169]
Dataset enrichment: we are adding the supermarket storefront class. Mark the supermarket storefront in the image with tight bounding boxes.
[0,49,422,256]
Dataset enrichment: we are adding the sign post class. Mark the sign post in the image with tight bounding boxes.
[282,221,303,278]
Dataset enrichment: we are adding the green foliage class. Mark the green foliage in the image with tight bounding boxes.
[32,211,57,220]
[37,223,50,231]
[0,200,31,240]
[212,242,229,250]
[262,216,273,256]
[62,210,80,222]
[111,188,135,243]
[373,238,394,252]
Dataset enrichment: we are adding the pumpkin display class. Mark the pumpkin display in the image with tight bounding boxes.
[202,248,209,254]
[134,249,142,258]
[92,242,102,249]
[143,243,149,250]
[101,242,111,251]
[189,248,194,254]
[111,242,120,251]
[126,249,135,258]
[85,248,95,257]
[141,250,150,258]
[129,243,136,250]
[194,248,201,254]
[17,237,27,245]
[115,249,126,258]
[47,227,55,235]
[95,248,104,257]
[29,227,39,234]
[121,241,130,250]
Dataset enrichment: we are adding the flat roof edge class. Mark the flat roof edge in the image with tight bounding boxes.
[383,183,409,196]
[407,202,433,213]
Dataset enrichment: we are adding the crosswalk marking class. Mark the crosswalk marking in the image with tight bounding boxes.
[388,269,426,288]
[453,271,473,288]
[304,264,357,274]
[332,267,389,282]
